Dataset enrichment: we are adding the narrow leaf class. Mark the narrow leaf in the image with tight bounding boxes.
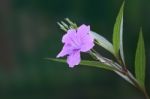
[48,58,135,86]
[47,58,116,71]
[135,29,146,87]
[113,2,125,60]
[119,16,125,65]
[90,31,114,55]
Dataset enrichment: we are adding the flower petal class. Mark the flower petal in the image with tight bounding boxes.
[80,35,94,52]
[57,44,73,58]
[62,29,76,43]
[67,51,81,68]
[77,24,90,38]
[62,29,80,48]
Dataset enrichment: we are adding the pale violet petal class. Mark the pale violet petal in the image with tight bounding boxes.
[62,29,76,43]
[80,35,94,52]
[77,24,90,38]
[80,42,94,52]
[62,29,80,48]
[57,44,73,58]
[67,51,81,68]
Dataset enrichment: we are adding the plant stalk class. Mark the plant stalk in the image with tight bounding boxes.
[126,72,150,99]
[90,50,150,99]
[114,54,150,99]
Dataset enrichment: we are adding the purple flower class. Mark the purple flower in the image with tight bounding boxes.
[57,24,94,68]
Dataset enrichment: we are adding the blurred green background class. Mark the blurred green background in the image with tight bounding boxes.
[0,0,150,99]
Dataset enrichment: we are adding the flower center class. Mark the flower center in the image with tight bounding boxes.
[73,48,80,52]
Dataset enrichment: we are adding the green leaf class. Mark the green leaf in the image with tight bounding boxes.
[47,58,135,85]
[47,58,116,71]
[113,2,125,61]
[135,29,146,87]
[90,31,114,55]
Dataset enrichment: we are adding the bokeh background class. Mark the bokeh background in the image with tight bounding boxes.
[0,0,150,99]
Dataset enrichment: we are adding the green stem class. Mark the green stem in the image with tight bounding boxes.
[115,54,127,72]
[90,49,150,99]
[143,89,150,99]
[127,73,150,99]
[114,54,150,99]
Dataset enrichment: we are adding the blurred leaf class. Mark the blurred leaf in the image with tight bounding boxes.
[135,29,146,87]
[113,2,124,60]
[90,31,114,55]
[48,58,135,85]
[48,58,116,71]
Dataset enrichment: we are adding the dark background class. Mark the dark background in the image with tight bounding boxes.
[0,0,150,99]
